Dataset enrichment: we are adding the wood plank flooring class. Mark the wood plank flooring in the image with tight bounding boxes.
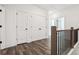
[0,39,51,55]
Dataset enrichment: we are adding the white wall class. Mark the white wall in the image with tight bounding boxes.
[60,6,79,29]
[49,5,79,29]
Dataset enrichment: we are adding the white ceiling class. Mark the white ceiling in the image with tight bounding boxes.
[35,4,78,11]
[2,4,79,12]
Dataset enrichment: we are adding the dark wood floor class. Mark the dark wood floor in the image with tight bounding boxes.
[0,39,51,55]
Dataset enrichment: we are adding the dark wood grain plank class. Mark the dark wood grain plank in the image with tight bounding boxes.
[1,39,50,55]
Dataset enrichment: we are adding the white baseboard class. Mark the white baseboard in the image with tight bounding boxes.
[3,43,17,49]
[67,42,79,55]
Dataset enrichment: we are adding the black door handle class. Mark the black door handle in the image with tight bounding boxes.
[39,28,42,30]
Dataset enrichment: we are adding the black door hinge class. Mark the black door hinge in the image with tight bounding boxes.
[0,41,2,44]
[0,9,2,12]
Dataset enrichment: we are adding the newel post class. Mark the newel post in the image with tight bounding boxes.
[51,26,57,55]
[70,27,74,48]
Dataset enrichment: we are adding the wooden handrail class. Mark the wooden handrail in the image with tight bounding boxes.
[57,28,79,32]
[57,29,71,32]
[74,28,79,30]
[51,26,78,55]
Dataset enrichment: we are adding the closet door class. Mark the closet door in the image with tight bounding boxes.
[16,11,30,44]
[38,16,47,39]
[31,15,47,41]
[30,15,40,41]
[0,6,6,49]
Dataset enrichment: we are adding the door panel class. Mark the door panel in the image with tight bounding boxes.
[38,16,47,39]
[31,15,47,41]
[16,11,29,44]
[30,15,40,41]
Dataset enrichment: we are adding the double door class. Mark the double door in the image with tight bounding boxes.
[16,11,47,44]
[31,15,47,41]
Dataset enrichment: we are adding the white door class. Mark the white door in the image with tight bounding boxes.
[31,15,47,41]
[16,11,30,44]
[30,15,40,41]
[0,6,6,49]
[38,16,47,39]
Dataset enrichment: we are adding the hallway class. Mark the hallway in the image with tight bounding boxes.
[0,39,50,55]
